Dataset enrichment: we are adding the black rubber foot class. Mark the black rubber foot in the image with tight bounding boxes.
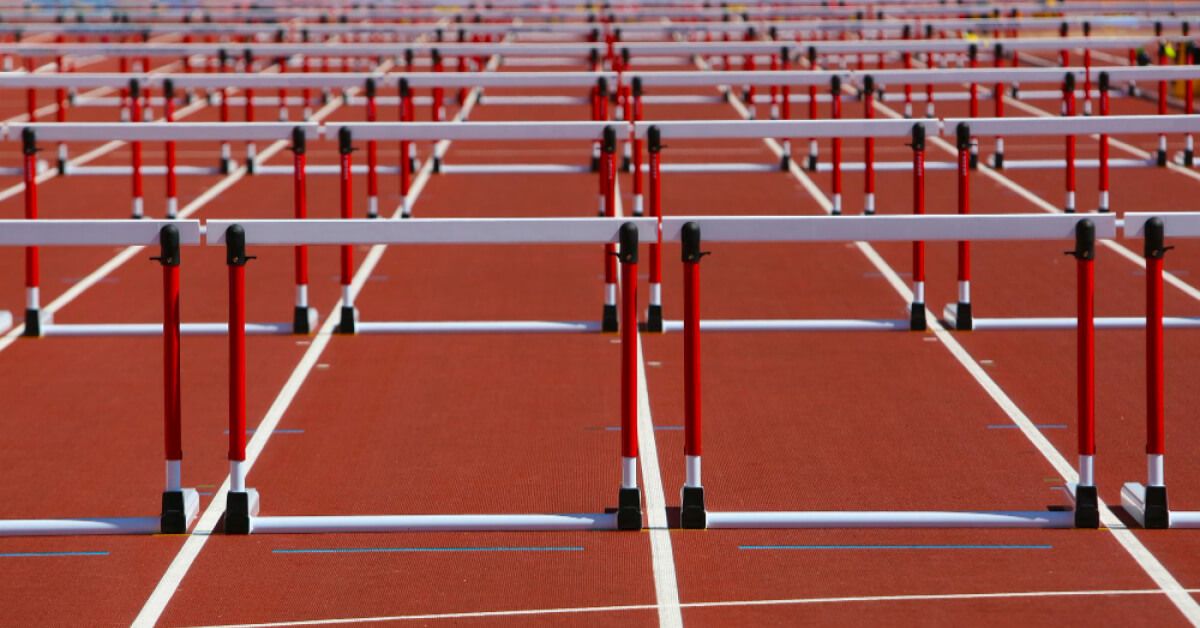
[23,308,41,337]
[993,153,1004,170]
[338,305,357,334]
[1073,485,1100,529]
[779,153,791,171]
[1186,151,1195,168]
[246,159,256,175]
[621,156,631,173]
[293,306,312,334]
[617,487,642,531]
[225,491,253,535]
[601,304,618,333]
[219,159,231,175]
[806,155,817,172]
[910,303,927,331]
[680,486,706,529]
[409,157,419,173]
[955,302,973,331]
[646,304,663,332]
[160,491,190,534]
[969,153,979,170]
[1157,150,1168,167]
[590,155,600,173]
[1144,485,1170,529]
[57,160,66,175]
[432,157,442,174]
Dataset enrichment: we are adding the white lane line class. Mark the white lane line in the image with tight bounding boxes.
[613,183,684,628]
[183,586,1200,627]
[764,64,1200,622]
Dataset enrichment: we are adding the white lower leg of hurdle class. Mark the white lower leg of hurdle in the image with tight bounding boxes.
[685,455,701,488]
[596,193,604,217]
[832,193,842,216]
[250,512,618,534]
[0,517,163,536]
[56,143,67,170]
[704,510,1075,528]
[38,322,294,336]
[368,195,378,219]
[167,197,178,219]
[132,196,144,220]
[1078,454,1095,487]
[925,100,935,119]
[864,192,875,215]
[633,194,644,217]
[221,141,231,171]
[1099,190,1110,213]
[622,456,638,491]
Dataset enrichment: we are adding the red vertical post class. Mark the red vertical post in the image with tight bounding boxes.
[615,221,641,532]
[165,79,178,218]
[22,128,41,337]
[830,75,843,215]
[1082,21,1094,116]
[1098,72,1111,212]
[954,122,972,330]
[291,127,311,334]
[1064,73,1077,213]
[993,43,1006,169]
[601,127,619,332]
[337,127,357,334]
[902,25,913,119]
[399,78,413,218]
[680,220,706,530]
[630,78,644,217]
[432,48,445,122]
[156,225,183,474]
[226,225,250,480]
[647,126,663,332]
[863,75,876,215]
[130,79,144,219]
[365,78,379,218]
[1142,217,1170,528]
[910,123,926,331]
[1073,218,1099,528]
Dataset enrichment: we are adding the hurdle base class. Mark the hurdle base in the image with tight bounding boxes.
[1065,483,1100,529]
[909,302,926,332]
[225,489,261,535]
[0,310,10,334]
[617,487,642,531]
[23,309,52,337]
[645,305,663,333]
[602,304,618,333]
[0,516,163,536]
[991,153,1005,170]
[338,306,359,335]
[1121,482,1170,529]
[1157,150,1168,168]
[293,306,318,335]
[943,303,973,331]
[160,488,200,534]
[704,510,1076,529]
[806,155,818,172]
[680,486,706,529]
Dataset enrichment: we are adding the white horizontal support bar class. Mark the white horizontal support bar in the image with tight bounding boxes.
[439,164,591,174]
[479,95,589,106]
[995,158,1154,170]
[1170,512,1200,528]
[1125,212,1200,238]
[356,320,601,334]
[250,513,618,533]
[963,317,1200,331]
[662,318,909,332]
[948,115,1200,137]
[636,119,937,140]
[39,322,294,336]
[659,162,779,173]
[0,219,200,246]
[206,217,657,245]
[659,213,1116,243]
[328,121,615,141]
[9,122,318,142]
[65,165,224,176]
[0,516,162,536]
[705,510,1075,528]
[813,161,957,173]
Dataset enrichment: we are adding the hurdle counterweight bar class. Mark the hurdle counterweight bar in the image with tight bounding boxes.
[601,126,618,333]
[645,126,664,332]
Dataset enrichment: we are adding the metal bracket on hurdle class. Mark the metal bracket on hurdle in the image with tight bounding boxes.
[1120,213,1200,529]
[0,220,202,536]
[661,213,1106,530]
[206,218,654,534]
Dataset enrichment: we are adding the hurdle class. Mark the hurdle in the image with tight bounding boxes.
[938,115,1200,332]
[0,219,202,536]
[9,123,321,336]
[633,118,940,331]
[1121,212,1200,529]
[206,217,655,534]
[665,213,1112,530]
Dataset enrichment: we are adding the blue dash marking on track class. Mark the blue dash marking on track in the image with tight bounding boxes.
[274,546,584,555]
[0,551,109,558]
[986,424,1067,430]
[739,544,1052,551]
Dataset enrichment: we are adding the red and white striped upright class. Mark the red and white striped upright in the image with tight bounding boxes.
[337,127,358,334]
[1072,219,1099,528]
[1187,44,1197,167]
[275,29,289,122]
[301,30,314,120]
[647,126,663,332]
[1063,73,1078,213]
[679,221,706,530]
[629,78,644,217]
[806,47,820,171]
[1138,217,1170,528]
[601,126,619,332]
[923,25,935,119]
[399,78,414,218]
[909,123,927,331]
[863,75,876,215]
[1098,72,1111,212]
[21,128,41,337]
[615,222,641,531]
[993,43,1007,169]
[219,48,232,174]
[224,224,257,535]
[365,78,380,219]
[779,46,793,163]
[830,75,843,215]
[291,127,313,334]
[954,122,972,330]
[154,223,196,533]
[243,50,258,172]
[130,79,145,219]
[1082,21,1094,116]
[902,25,914,119]
[54,35,68,171]
[432,48,446,122]
[1157,41,1169,166]
[967,44,979,168]
[164,79,179,218]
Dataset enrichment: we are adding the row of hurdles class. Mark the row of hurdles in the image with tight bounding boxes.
[6,112,1200,334]
[0,211,1194,535]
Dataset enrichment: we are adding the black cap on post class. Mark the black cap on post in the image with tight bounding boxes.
[129,78,140,102]
[21,127,36,156]
[225,225,254,266]
[617,222,638,264]
[968,43,977,62]
[995,42,1004,61]
[153,224,181,267]
[1060,22,1068,37]
[830,75,841,93]
[863,75,874,95]
[338,127,353,155]
[290,126,306,154]
[648,125,661,154]
[1070,219,1095,261]
[399,77,410,98]
[632,76,642,98]
[1099,71,1110,93]
[218,48,228,67]
[365,77,376,98]
[602,125,616,154]
[682,221,705,263]
[1084,21,1091,37]
[243,48,253,69]
[597,76,608,98]
[1145,217,1171,259]
[956,122,970,151]
[164,78,175,101]
[911,123,925,151]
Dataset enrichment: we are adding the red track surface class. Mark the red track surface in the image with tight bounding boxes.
[3,42,1200,628]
